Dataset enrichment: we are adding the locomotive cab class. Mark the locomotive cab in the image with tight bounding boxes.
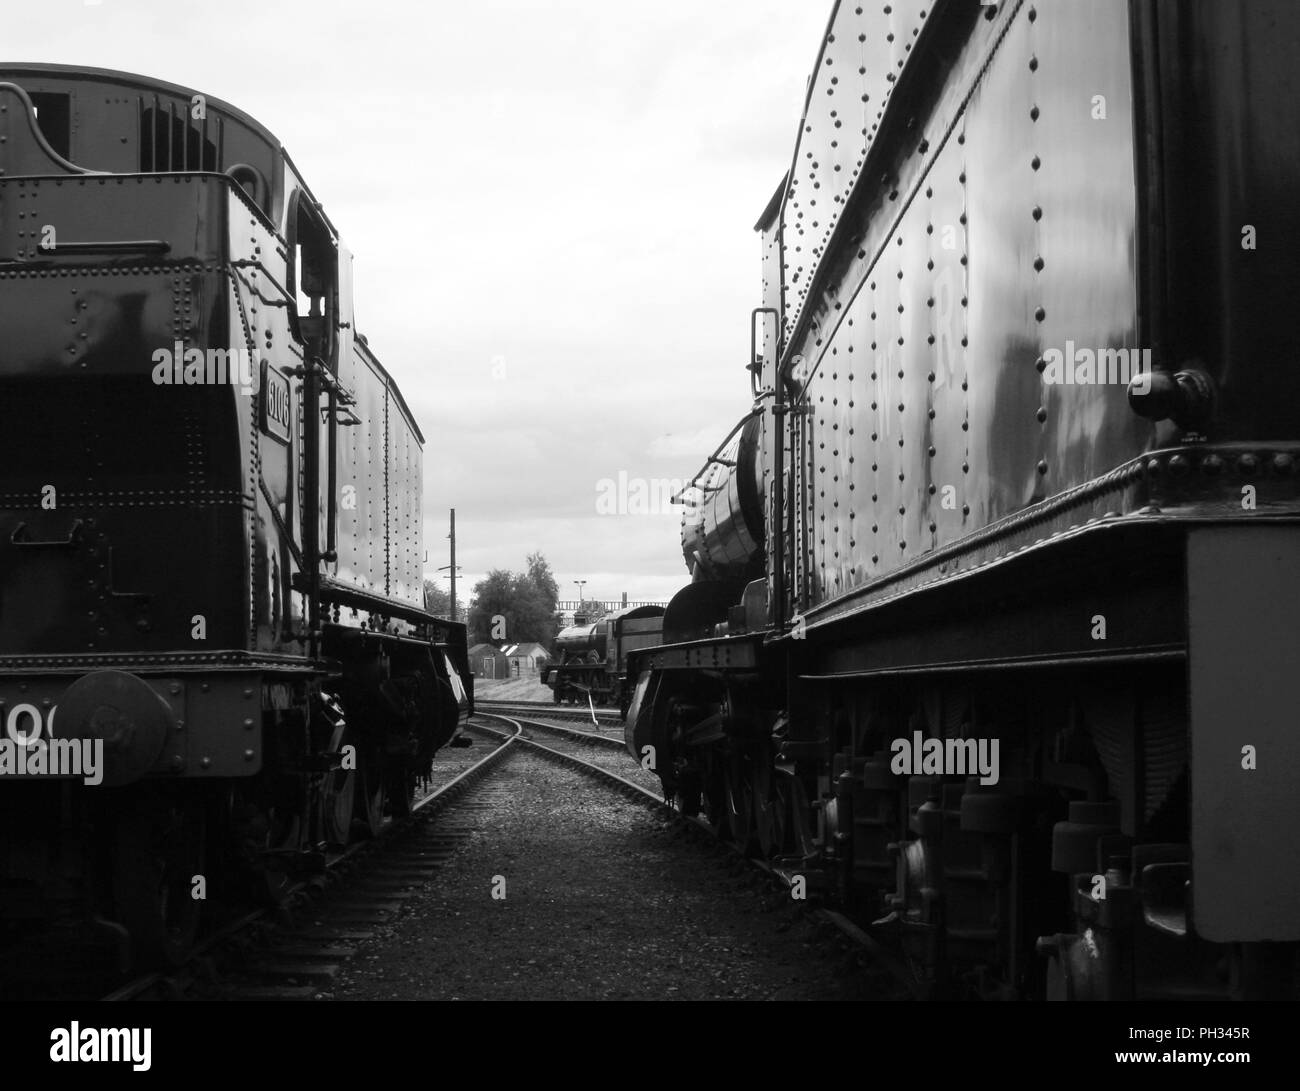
[0,64,470,976]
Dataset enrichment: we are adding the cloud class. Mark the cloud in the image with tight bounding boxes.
[645,427,722,460]
[4,0,831,609]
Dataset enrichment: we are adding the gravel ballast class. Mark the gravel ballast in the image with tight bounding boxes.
[330,750,881,1001]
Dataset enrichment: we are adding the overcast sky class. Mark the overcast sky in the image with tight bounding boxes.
[8,0,830,607]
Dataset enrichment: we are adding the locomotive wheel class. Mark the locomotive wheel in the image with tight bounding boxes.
[751,749,786,857]
[724,749,758,855]
[787,775,819,859]
[677,770,703,817]
[228,786,298,906]
[355,744,387,839]
[113,798,206,969]
[385,764,415,820]
[322,725,359,847]
[702,751,731,839]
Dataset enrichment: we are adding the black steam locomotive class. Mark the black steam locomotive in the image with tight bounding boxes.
[0,64,471,971]
[628,0,1300,999]
[543,605,664,714]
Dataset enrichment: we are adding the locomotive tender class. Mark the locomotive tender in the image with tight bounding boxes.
[628,0,1300,999]
[0,64,470,970]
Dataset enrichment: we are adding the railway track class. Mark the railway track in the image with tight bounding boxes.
[94,726,519,1001]
[76,710,904,1001]
[474,712,919,998]
[475,698,622,728]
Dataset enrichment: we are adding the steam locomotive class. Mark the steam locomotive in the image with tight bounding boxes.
[628,0,1300,1000]
[0,64,470,972]
[543,605,664,713]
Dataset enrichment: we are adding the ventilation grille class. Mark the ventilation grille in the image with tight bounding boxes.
[139,96,222,172]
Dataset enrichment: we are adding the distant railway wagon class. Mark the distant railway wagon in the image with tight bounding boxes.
[627,0,1300,1000]
[543,605,664,714]
[0,64,471,972]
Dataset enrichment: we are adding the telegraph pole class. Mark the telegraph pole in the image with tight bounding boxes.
[448,509,457,621]
[437,508,460,621]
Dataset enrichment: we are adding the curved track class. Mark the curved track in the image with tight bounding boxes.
[474,712,919,997]
[475,698,622,728]
[91,710,909,1001]
[103,724,520,1001]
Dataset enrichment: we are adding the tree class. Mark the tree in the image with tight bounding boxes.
[526,552,558,606]
[423,580,465,621]
[467,554,561,649]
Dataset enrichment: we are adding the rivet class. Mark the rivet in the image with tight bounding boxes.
[1237,453,1259,477]
[1037,460,1048,475]
[243,749,255,761]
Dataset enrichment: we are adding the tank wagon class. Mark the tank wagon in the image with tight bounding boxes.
[628,0,1300,999]
[0,64,471,971]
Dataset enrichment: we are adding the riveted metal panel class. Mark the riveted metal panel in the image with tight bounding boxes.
[962,0,1144,512]
[757,193,784,620]
[330,343,379,598]
[227,194,289,650]
[962,5,1043,518]
[1030,0,1144,485]
[386,384,424,608]
[782,1,932,345]
[787,0,1151,616]
[0,671,262,779]
[329,337,425,614]
[0,179,250,656]
[334,346,387,599]
[0,64,281,213]
[924,125,972,544]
